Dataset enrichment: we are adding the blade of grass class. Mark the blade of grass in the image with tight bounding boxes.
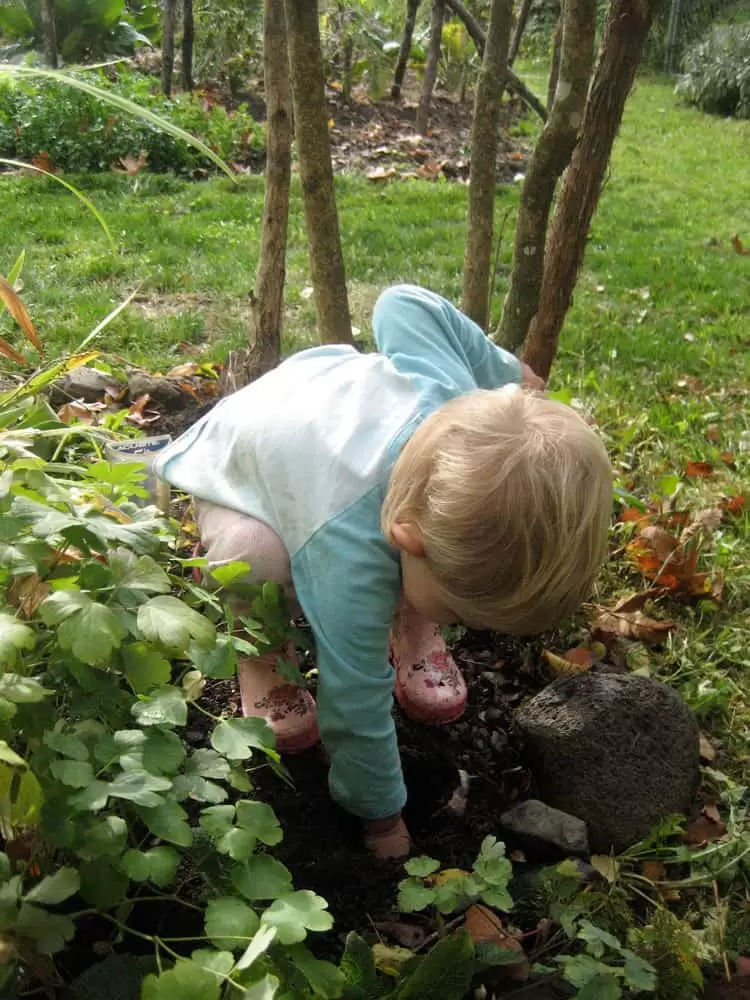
[1,64,238,182]
[77,286,140,351]
[0,158,116,251]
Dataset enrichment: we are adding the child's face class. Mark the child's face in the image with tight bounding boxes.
[400,551,458,625]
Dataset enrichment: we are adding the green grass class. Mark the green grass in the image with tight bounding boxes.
[2,70,750,973]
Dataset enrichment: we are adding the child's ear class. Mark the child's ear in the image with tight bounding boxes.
[390,523,426,558]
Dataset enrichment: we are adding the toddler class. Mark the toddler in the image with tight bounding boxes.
[154,285,613,860]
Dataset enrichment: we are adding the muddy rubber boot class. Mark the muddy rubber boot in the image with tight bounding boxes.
[390,612,467,725]
[237,644,319,753]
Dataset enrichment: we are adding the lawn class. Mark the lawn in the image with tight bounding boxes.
[2,68,750,985]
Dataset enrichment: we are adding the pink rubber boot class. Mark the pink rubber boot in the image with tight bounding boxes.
[390,601,467,725]
[237,643,320,754]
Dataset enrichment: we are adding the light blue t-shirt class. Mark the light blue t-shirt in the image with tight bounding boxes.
[155,285,521,818]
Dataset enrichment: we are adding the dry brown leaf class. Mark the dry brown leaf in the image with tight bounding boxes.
[31,150,54,173]
[372,921,425,950]
[6,574,51,618]
[111,150,149,176]
[720,451,736,466]
[684,806,727,847]
[731,234,750,255]
[563,647,595,669]
[0,335,28,366]
[685,460,714,478]
[699,732,716,763]
[723,495,746,516]
[706,424,720,442]
[543,648,592,678]
[593,608,676,645]
[679,506,723,546]
[0,275,42,356]
[366,166,398,182]
[618,506,653,524]
[641,860,667,882]
[417,160,441,179]
[464,905,529,980]
[167,362,202,378]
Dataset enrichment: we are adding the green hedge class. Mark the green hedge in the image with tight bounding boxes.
[676,23,750,118]
[0,68,265,174]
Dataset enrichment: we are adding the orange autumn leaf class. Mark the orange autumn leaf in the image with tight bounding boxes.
[731,233,750,255]
[592,590,676,644]
[618,506,651,524]
[685,460,714,478]
[543,648,593,678]
[684,806,727,847]
[723,495,746,515]
[641,860,667,882]
[720,451,735,466]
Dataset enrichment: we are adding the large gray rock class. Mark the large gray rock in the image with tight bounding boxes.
[516,673,700,853]
[49,366,124,406]
[500,799,589,857]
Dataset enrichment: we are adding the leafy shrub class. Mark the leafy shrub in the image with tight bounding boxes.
[0,68,264,174]
[0,0,158,62]
[676,23,750,117]
[629,910,704,1000]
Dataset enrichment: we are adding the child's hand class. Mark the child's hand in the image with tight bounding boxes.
[519,362,546,392]
[363,813,411,860]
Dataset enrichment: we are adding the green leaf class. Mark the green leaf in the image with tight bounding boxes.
[287,944,345,999]
[217,827,258,860]
[397,929,474,1000]
[110,549,171,595]
[172,774,228,805]
[235,925,278,972]
[339,932,380,995]
[189,634,237,679]
[142,728,186,774]
[622,949,657,992]
[232,856,293,900]
[15,903,75,954]
[190,948,235,980]
[480,885,514,912]
[260,890,333,945]
[657,473,681,498]
[39,589,89,626]
[576,973,622,1000]
[0,741,25,768]
[0,673,53,703]
[199,804,236,839]
[81,816,128,859]
[577,920,622,959]
[205,896,260,951]
[45,732,89,761]
[0,612,35,666]
[142,959,222,1000]
[138,596,215,653]
[123,643,172,694]
[50,759,94,788]
[122,847,180,888]
[140,801,193,847]
[132,686,188,728]
[404,856,440,878]
[187,748,231,781]
[236,801,283,846]
[211,717,275,760]
[210,561,251,587]
[79,859,129,910]
[71,780,110,812]
[238,973,279,999]
[25,867,80,906]
[397,878,436,913]
[557,953,609,988]
[60,600,128,666]
[108,769,172,807]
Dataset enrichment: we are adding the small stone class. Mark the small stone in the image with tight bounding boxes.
[500,800,589,857]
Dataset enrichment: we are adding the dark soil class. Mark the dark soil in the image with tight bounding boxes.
[194,625,560,955]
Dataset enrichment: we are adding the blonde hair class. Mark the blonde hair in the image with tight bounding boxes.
[381,388,613,635]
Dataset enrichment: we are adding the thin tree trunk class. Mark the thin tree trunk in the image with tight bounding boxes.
[181,0,194,92]
[664,0,682,72]
[521,0,657,379]
[546,7,563,111]
[40,0,57,68]
[444,0,548,121]
[416,0,445,134]
[392,0,422,101]
[498,0,595,351]
[220,0,293,395]
[284,0,353,345]
[461,0,514,329]
[161,0,178,97]
[508,0,533,67]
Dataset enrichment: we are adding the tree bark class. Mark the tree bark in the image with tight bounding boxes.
[520,0,657,379]
[546,6,563,111]
[220,0,293,395]
[443,0,548,121]
[392,0,422,101]
[416,0,445,134]
[508,0,533,67]
[284,0,353,344]
[461,0,514,329]
[161,0,178,97]
[181,0,194,92]
[40,0,57,68]
[498,0,595,351]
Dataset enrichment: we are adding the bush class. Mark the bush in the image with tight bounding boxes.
[676,23,750,118]
[0,68,265,174]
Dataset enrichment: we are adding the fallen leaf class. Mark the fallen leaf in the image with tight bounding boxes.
[31,150,54,173]
[731,234,750,255]
[563,647,595,669]
[699,732,716,762]
[542,648,592,678]
[618,506,652,524]
[126,393,160,427]
[464,905,529,980]
[685,460,714,478]
[590,855,618,882]
[167,362,201,378]
[703,803,722,824]
[373,921,425,950]
[372,943,414,977]
[417,160,441,179]
[366,166,398,182]
[593,606,676,645]
[723,495,746,515]
[6,574,51,618]
[680,569,724,603]
[57,400,107,425]
[684,807,727,847]
[641,860,666,882]
[720,451,736,466]
[679,506,723,546]
[111,150,149,176]
[706,424,720,442]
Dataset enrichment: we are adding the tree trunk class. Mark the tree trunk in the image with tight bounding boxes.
[284,0,353,344]
[220,0,293,395]
[181,0,194,92]
[520,0,657,379]
[664,0,682,72]
[40,0,57,68]
[508,0,533,67]
[392,0,422,101]
[444,0,548,121]
[546,6,563,111]
[498,0,595,351]
[461,0,514,329]
[161,0,178,97]
[416,0,445,134]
